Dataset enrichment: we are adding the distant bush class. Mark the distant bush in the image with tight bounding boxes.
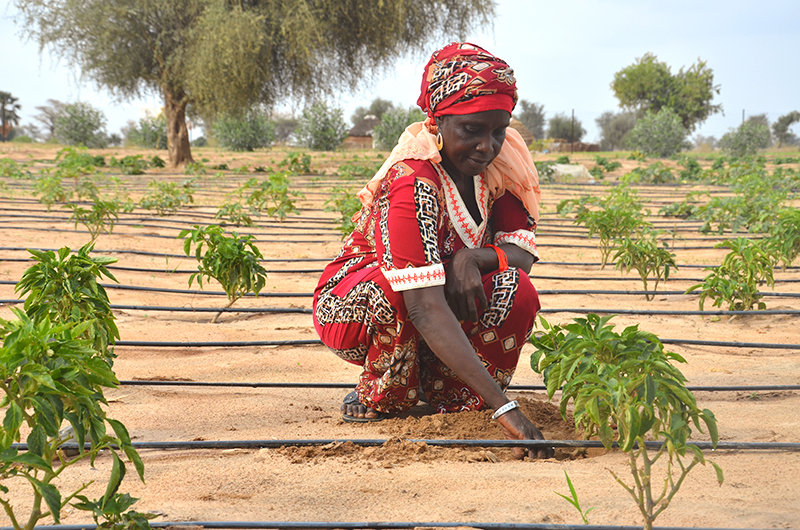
[125,114,167,149]
[719,122,771,157]
[11,135,34,143]
[547,113,586,142]
[295,102,348,151]
[626,108,690,158]
[372,107,425,150]
[54,101,108,148]
[213,110,275,151]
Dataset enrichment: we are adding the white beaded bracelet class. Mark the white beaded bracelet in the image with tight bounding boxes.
[491,400,520,421]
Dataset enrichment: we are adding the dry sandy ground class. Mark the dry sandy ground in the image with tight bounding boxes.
[0,147,798,528]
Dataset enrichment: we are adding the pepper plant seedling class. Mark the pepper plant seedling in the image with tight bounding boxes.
[139,178,195,216]
[67,198,123,242]
[14,244,119,359]
[530,314,723,530]
[0,309,146,530]
[612,230,677,301]
[324,186,363,238]
[179,224,268,323]
[686,237,776,311]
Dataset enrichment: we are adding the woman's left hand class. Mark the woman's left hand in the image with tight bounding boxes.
[445,249,486,322]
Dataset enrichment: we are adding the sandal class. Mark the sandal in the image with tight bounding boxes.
[341,391,387,423]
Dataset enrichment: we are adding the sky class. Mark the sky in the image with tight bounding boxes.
[2,0,799,143]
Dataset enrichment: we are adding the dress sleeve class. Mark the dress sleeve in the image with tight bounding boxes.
[491,192,539,262]
[376,161,446,292]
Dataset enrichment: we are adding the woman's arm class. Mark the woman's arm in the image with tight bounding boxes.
[403,284,552,459]
[445,244,533,323]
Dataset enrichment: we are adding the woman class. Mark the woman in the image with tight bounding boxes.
[313,43,552,459]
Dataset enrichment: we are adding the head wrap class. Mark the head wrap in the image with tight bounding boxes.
[417,42,518,118]
[356,43,540,223]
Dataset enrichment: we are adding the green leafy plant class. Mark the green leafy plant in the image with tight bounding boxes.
[558,186,649,268]
[110,155,148,175]
[73,492,154,530]
[324,186,363,237]
[625,107,691,158]
[124,114,167,150]
[241,173,303,221]
[0,308,145,530]
[67,198,122,242]
[183,161,206,176]
[613,230,677,300]
[215,202,254,227]
[150,156,165,168]
[372,106,425,150]
[139,179,195,215]
[213,110,275,151]
[555,470,596,524]
[14,244,120,358]
[295,101,349,151]
[53,101,109,148]
[279,152,311,174]
[337,160,382,180]
[686,238,776,311]
[555,155,571,164]
[533,161,556,182]
[0,158,31,179]
[179,225,268,323]
[530,314,723,530]
[33,173,71,211]
[719,121,771,157]
[621,162,676,185]
[594,156,622,172]
[766,208,800,268]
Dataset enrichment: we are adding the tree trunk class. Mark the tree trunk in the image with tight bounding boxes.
[163,86,194,168]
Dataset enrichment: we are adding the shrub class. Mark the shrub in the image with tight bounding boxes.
[179,225,268,323]
[686,238,776,311]
[596,110,637,151]
[124,114,167,149]
[295,101,349,151]
[372,106,425,150]
[718,121,771,157]
[626,108,690,158]
[530,314,722,530]
[11,134,34,143]
[54,101,108,148]
[213,110,275,151]
[547,113,585,142]
[215,202,254,227]
[279,152,312,174]
[110,154,149,175]
[621,162,676,185]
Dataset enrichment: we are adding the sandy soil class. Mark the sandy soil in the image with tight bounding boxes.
[0,146,799,528]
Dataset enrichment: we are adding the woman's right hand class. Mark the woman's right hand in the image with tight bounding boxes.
[495,408,554,460]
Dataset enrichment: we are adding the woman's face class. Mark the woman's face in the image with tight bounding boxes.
[436,109,511,181]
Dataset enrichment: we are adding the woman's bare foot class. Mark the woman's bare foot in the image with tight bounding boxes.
[341,391,386,423]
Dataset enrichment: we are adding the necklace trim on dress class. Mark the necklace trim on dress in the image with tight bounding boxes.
[433,162,488,249]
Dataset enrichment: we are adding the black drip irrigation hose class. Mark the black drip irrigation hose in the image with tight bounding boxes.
[4,521,788,530]
[11,438,800,452]
[0,247,332,262]
[109,337,800,349]
[5,301,800,318]
[118,379,800,393]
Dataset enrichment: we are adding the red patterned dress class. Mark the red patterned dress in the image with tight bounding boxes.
[313,159,540,414]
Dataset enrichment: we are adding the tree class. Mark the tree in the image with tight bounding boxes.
[33,99,64,140]
[0,91,22,142]
[626,108,690,158]
[514,100,545,139]
[772,111,800,147]
[596,110,637,151]
[611,53,721,132]
[295,101,349,151]
[213,109,275,151]
[54,101,108,147]
[14,0,495,167]
[351,98,396,126]
[373,106,425,150]
[547,112,585,142]
[718,121,771,157]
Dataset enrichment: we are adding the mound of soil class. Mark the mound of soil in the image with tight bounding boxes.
[278,397,600,465]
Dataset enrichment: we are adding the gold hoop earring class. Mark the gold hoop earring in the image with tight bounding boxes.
[436,132,444,151]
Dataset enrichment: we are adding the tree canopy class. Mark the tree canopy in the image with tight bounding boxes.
[611,53,721,132]
[547,112,585,142]
[772,111,800,147]
[514,100,545,140]
[14,0,496,165]
[351,98,396,126]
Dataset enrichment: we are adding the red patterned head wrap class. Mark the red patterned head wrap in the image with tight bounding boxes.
[417,42,517,118]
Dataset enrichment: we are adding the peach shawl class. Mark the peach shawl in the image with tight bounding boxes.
[356,119,541,222]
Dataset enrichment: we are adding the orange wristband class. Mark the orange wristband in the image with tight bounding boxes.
[487,244,508,271]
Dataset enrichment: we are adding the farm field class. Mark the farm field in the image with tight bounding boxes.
[1,144,799,528]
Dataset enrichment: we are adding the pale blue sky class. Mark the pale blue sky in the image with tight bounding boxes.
[2,0,799,142]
